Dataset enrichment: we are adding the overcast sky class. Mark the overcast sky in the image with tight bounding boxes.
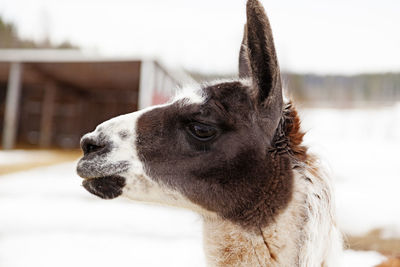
[1,0,399,75]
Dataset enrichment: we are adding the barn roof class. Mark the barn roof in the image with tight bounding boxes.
[0,49,145,92]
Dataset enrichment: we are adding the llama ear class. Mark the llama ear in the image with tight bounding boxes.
[238,24,250,79]
[243,0,282,118]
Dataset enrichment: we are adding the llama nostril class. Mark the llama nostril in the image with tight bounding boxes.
[81,138,105,155]
[86,143,103,154]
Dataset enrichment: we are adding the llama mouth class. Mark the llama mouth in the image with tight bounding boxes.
[82,175,126,199]
[76,158,130,180]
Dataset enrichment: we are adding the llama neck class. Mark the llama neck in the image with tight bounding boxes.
[201,167,341,267]
[202,200,303,267]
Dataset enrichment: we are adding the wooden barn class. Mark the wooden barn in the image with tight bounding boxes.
[0,49,193,149]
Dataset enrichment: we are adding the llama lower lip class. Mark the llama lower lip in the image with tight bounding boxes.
[82,175,126,199]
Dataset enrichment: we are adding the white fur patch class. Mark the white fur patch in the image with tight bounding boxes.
[205,77,251,88]
[171,78,251,106]
[172,83,205,104]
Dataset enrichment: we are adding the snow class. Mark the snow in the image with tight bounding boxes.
[0,150,56,167]
[342,250,387,267]
[1,105,399,266]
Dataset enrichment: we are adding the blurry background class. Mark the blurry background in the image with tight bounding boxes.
[0,0,399,266]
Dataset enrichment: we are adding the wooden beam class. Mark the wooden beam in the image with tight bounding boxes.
[2,62,23,150]
[39,81,57,147]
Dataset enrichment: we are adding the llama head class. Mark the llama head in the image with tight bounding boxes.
[76,0,293,228]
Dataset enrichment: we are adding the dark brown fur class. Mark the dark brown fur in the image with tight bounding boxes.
[136,82,302,229]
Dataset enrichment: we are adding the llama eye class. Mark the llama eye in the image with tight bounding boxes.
[187,123,217,141]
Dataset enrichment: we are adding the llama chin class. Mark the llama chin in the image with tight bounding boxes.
[76,0,343,266]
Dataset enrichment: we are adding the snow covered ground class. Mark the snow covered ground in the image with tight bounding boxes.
[0,150,57,167]
[1,105,399,266]
[0,162,205,267]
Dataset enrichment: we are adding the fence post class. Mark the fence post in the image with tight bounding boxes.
[2,62,23,150]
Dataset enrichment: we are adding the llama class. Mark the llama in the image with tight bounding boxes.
[76,0,343,266]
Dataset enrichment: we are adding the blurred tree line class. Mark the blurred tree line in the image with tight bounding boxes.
[284,73,400,107]
[190,71,400,107]
[0,16,77,49]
